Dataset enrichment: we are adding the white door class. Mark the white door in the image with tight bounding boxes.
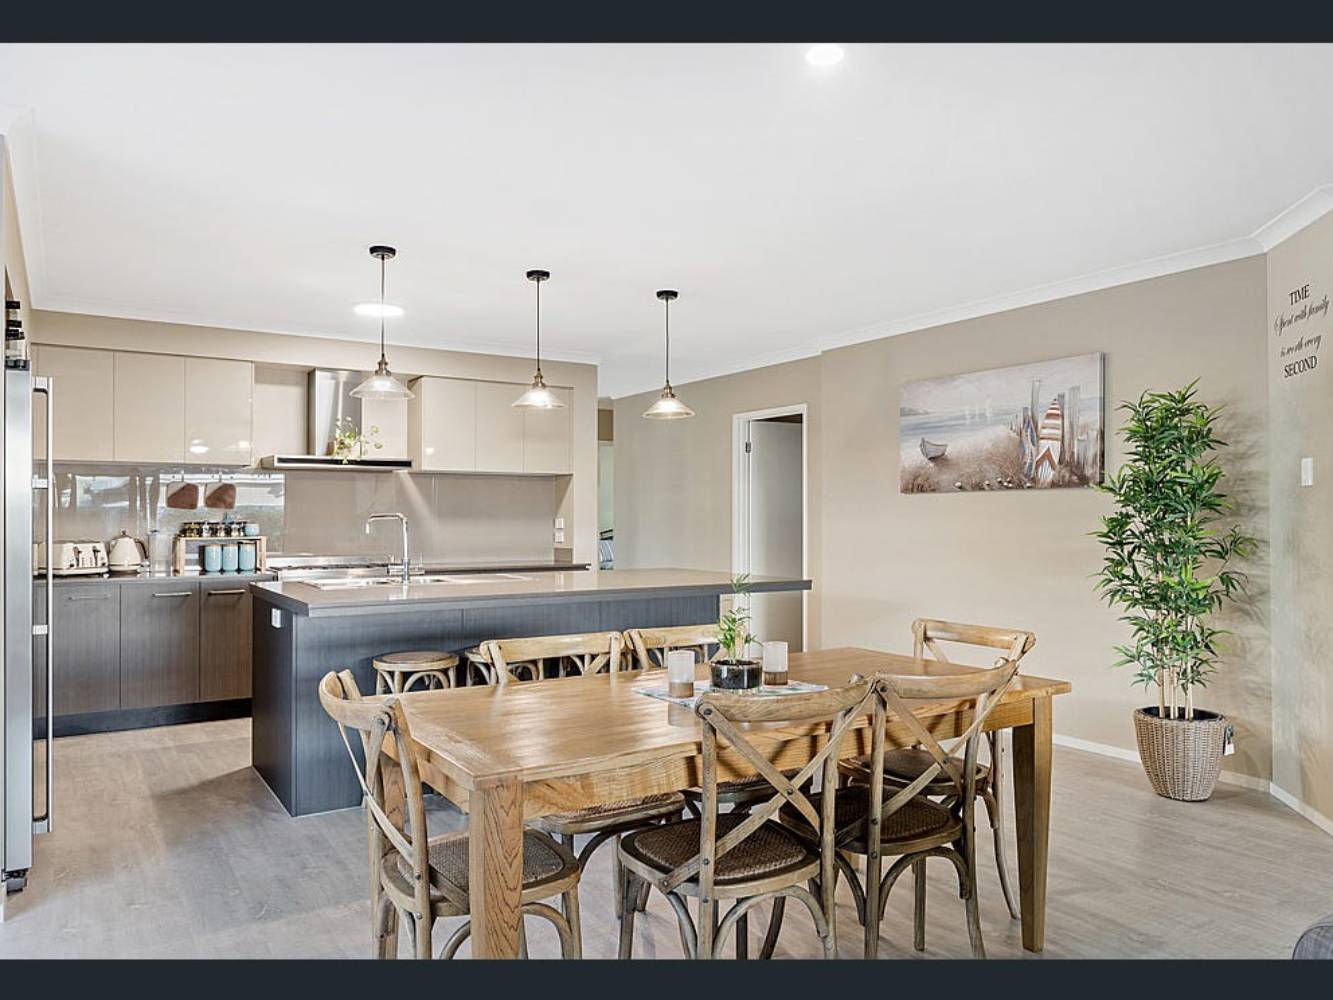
[744,418,804,651]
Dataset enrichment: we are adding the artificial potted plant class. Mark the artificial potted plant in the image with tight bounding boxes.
[1094,381,1255,801]
[712,574,762,690]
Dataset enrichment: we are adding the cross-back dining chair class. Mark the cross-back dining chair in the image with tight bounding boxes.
[840,618,1035,920]
[481,630,625,684]
[792,661,1019,958]
[623,624,722,671]
[317,670,583,959]
[617,676,876,960]
[479,631,686,925]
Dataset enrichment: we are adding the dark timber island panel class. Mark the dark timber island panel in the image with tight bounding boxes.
[249,570,810,816]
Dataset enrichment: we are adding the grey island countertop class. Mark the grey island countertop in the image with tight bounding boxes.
[250,568,810,618]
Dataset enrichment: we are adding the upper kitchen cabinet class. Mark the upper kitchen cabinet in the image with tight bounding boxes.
[474,380,526,473]
[32,345,115,462]
[184,357,254,465]
[114,352,185,463]
[522,387,572,473]
[360,396,409,461]
[409,376,477,471]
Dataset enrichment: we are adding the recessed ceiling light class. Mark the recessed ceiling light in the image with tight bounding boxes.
[805,44,845,68]
[354,302,404,318]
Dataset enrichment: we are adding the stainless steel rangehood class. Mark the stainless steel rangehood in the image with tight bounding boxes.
[258,368,412,471]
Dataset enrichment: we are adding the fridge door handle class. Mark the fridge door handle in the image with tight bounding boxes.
[32,375,53,835]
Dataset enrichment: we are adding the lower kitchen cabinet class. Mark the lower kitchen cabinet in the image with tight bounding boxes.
[199,581,253,701]
[119,581,200,709]
[34,583,122,717]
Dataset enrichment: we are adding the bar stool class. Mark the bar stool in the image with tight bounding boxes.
[371,650,460,695]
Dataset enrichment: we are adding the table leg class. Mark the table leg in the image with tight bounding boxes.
[1011,694,1052,952]
[468,775,525,959]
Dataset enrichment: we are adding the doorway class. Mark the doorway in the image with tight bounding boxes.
[732,405,807,651]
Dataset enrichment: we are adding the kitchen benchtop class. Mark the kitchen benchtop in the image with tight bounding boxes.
[252,568,811,618]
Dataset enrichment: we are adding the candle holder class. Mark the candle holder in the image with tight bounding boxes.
[666,649,696,699]
[763,641,789,686]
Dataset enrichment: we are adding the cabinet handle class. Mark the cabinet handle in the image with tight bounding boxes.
[152,591,193,599]
[66,594,109,601]
[206,589,247,597]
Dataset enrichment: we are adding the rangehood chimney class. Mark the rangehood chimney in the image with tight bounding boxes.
[258,369,412,471]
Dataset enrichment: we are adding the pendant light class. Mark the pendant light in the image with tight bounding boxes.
[643,289,694,419]
[512,268,566,409]
[351,245,414,400]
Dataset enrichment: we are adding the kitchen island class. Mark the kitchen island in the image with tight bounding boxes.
[249,568,810,815]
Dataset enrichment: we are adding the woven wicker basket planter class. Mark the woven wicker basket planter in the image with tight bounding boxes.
[1133,707,1228,801]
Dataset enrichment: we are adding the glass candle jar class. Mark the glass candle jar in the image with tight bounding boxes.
[665,649,696,699]
[762,641,789,686]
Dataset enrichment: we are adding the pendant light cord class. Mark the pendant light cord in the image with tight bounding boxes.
[378,252,388,365]
[663,296,671,388]
[534,277,543,378]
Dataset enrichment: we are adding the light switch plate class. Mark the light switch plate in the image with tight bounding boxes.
[1301,457,1314,487]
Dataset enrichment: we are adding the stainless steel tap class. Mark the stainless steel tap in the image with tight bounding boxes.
[365,512,411,584]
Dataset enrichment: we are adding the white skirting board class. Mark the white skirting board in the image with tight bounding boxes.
[1052,733,1333,837]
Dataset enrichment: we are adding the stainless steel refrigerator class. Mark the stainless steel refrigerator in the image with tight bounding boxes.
[1,363,52,919]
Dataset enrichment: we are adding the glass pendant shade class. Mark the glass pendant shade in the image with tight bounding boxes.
[643,384,694,419]
[351,244,413,401]
[512,371,565,409]
[351,358,414,400]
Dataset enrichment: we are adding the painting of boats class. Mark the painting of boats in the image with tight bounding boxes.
[899,353,1104,493]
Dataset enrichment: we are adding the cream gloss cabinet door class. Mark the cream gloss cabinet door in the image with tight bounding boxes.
[474,381,526,473]
[113,353,186,463]
[32,345,115,462]
[184,358,254,465]
[522,387,572,473]
[410,377,476,471]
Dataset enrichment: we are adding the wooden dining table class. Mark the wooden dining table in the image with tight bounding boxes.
[383,646,1071,959]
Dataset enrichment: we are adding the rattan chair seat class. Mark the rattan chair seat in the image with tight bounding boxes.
[383,830,579,904]
[621,813,816,887]
[531,792,686,836]
[781,785,962,853]
[841,746,988,793]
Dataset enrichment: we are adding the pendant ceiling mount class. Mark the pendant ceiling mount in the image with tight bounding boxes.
[643,288,694,420]
[350,244,414,401]
[513,268,566,409]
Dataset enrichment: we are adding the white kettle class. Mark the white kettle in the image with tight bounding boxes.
[107,530,147,573]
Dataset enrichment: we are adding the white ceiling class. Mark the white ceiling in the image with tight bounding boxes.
[2,43,1332,397]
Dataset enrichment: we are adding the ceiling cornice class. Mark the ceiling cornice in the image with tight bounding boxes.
[1250,184,1333,251]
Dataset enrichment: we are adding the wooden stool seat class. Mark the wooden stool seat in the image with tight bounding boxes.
[372,650,460,695]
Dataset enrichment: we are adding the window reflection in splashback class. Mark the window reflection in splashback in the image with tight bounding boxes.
[51,469,285,547]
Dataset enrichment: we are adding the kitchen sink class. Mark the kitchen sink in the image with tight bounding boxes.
[306,572,536,591]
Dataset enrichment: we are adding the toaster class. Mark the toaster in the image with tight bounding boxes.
[35,540,109,576]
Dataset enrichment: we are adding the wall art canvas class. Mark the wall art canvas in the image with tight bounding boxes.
[899,352,1104,493]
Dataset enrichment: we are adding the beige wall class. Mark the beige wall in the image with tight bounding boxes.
[31,309,599,566]
[616,257,1272,782]
[615,357,823,641]
[1266,211,1333,821]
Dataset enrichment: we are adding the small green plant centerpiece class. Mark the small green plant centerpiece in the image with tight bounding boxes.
[1093,381,1256,801]
[331,418,383,463]
[711,574,762,690]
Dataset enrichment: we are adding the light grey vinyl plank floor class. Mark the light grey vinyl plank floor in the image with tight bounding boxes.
[1,718,1330,958]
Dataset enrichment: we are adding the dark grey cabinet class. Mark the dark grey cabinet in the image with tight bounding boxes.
[199,582,252,701]
[119,581,200,709]
[54,585,122,714]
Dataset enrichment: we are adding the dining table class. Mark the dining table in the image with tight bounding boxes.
[379,646,1071,959]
